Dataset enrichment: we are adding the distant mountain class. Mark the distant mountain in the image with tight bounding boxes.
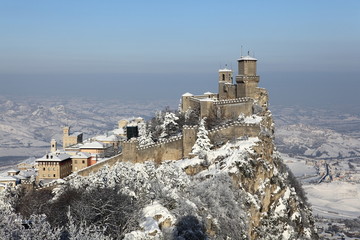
[0,96,175,164]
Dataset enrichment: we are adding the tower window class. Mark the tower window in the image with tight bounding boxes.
[222,74,225,81]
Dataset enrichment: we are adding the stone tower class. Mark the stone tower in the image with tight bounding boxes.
[50,139,57,153]
[218,68,236,100]
[236,56,260,98]
[63,126,70,136]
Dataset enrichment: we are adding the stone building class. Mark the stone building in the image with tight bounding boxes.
[71,152,91,172]
[36,152,72,180]
[79,141,114,158]
[181,55,267,118]
[62,126,83,149]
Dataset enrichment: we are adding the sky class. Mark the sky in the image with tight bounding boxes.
[0,0,359,109]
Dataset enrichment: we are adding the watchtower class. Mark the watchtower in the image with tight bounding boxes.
[50,139,57,153]
[236,56,260,98]
[63,127,70,136]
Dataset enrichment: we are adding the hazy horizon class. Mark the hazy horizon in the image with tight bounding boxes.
[1,1,359,111]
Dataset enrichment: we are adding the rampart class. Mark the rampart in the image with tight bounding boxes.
[72,121,261,177]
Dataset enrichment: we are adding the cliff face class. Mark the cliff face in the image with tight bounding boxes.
[61,109,318,240]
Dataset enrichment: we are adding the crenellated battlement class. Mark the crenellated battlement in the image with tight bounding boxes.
[213,97,252,105]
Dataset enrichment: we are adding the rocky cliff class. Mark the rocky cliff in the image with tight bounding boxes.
[58,109,318,240]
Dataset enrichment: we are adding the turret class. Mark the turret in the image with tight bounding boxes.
[218,67,233,84]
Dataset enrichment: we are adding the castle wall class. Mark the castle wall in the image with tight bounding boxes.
[218,83,237,100]
[183,126,198,158]
[136,137,183,164]
[76,122,261,177]
[76,153,124,177]
[208,122,260,143]
[181,96,202,113]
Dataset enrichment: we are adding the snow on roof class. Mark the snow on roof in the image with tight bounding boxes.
[199,98,214,102]
[0,175,18,181]
[80,141,106,149]
[218,68,232,72]
[69,131,83,137]
[18,169,36,178]
[36,152,71,162]
[112,128,125,135]
[7,169,19,173]
[94,134,119,142]
[238,55,257,61]
[204,92,214,95]
[182,92,193,97]
[71,152,91,159]
[244,115,263,124]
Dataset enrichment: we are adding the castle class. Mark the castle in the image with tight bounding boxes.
[32,55,270,181]
[181,55,268,119]
[72,55,271,177]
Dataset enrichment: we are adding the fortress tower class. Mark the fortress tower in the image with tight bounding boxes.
[181,55,267,119]
[62,126,83,149]
[236,56,260,99]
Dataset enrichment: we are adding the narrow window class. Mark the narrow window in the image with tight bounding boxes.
[53,174,56,177]
[222,74,225,81]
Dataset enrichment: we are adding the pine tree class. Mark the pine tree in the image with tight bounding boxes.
[159,112,179,139]
[191,118,212,158]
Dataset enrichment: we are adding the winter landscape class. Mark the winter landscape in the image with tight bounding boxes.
[1,1,360,239]
[1,94,360,239]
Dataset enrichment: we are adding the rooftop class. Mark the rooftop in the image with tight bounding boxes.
[71,152,91,159]
[36,152,71,162]
[238,55,257,61]
[80,141,107,149]
[218,68,232,72]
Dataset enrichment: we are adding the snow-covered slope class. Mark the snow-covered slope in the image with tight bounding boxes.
[59,132,317,239]
[276,124,360,159]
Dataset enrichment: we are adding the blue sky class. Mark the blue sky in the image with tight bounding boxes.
[0,0,359,108]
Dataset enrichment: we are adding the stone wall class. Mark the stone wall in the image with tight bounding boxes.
[74,121,261,177]
[76,153,123,177]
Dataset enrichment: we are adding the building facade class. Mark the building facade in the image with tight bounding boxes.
[36,152,72,180]
[63,126,83,148]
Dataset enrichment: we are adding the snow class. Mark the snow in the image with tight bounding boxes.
[80,141,106,149]
[304,182,360,219]
[174,157,203,169]
[274,187,290,216]
[36,152,71,162]
[94,134,119,142]
[199,98,214,102]
[140,201,175,232]
[71,152,91,159]
[244,115,262,124]
[191,118,212,156]
[238,55,257,61]
[218,68,232,72]
[282,154,317,178]
[182,92,193,96]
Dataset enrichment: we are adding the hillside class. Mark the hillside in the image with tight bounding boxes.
[0,109,318,239]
